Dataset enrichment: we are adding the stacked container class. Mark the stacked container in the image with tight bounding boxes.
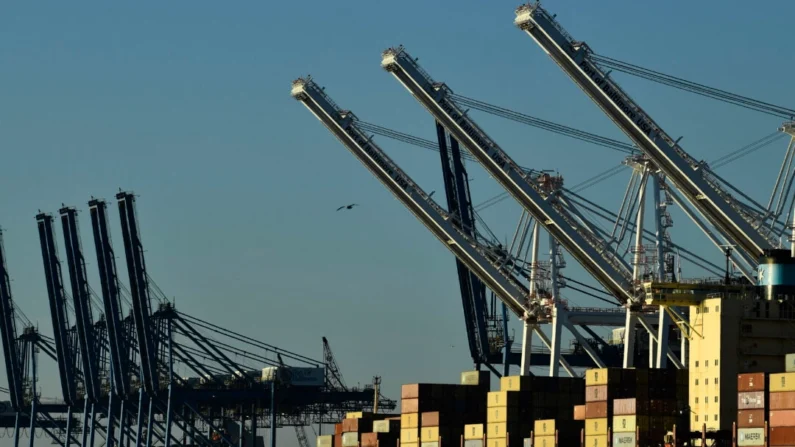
[737,373,769,447]
[533,419,584,447]
[463,424,485,447]
[420,412,458,447]
[342,416,374,447]
[769,372,795,446]
[585,368,635,447]
[317,434,335,447]
[361,418,401,447]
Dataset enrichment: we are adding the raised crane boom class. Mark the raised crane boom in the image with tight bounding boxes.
[514,3,776,259]
[291,77,536,317]
[381,46,635,304]
[0,229,25,410]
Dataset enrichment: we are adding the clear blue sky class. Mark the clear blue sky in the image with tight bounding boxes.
[1,1,794,445]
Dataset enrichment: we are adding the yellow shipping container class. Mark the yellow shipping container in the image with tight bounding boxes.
[464,424,484,440]
[585,418,608,436]
[487,391,518,408]
[585,435,608,447]
[421,427,440,442]
[534,419,556,437]
[487,440,508,447]
[770,372,795,392]
[585,368,619,386]
[488,422,511,439]
[400,443,418,447]
[487,407,517,423]
[400,428,419,443]
[345,412,363,419]
[535,435,556,447]
[612,415,648,433]
[401,413,419,429]
[500,375,533,391]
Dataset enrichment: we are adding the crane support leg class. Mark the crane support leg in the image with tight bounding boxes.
[564,322,607,369]
[549,304,564,377]
[656,307,670,368]
[532,327,575,377]
[623,311,638,368]
[520,320,535,376]
[636,316,683,369]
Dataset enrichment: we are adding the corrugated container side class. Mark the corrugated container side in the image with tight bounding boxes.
[464,441,483,447]
[737,428,766,447]
[612,415,648,433]
[738,392,767,410]
[373,420,400,433]
[486,407,517,423]
[401,413,419,429]
[464,424,483,440]
[770,410,795,427]
[487,391,522,408]
[341,432,359,447]
[535,435,555,447]
[585,385,607,402]
[523,438,532,447]
[585,401,609,419]
[738,410,766,428]
[317,435,334,447]
[574,405,586,420]
[613,398,636,415]
[400,428,420,443]
[419,443,438,447]
[787,353,795,373]
[461,370,491,387]
[500,376,535,392]
[585,368,623,386]
[584,435,608,447]
[400,443,419,447]
[402,399,419,414]
[771,427,795,446]
[584,418,608,436]
[612,432,636,447]
[771,373,795,393]
[335,424,344,437]
[738,373,768,393]
[534,419,555,437]
[772,392,795,410]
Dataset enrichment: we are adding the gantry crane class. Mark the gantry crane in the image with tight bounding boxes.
[513,3,776,263]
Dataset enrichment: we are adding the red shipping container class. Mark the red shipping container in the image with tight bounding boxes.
[335,424,344,436]
[770,410,795,427]
[738,410,766,428]
[586,385,608,402]
[738,392,767,410]
[585,401,608,419]
[739,373,768,392]
[770,427,795,446]
[360,432,397,447]
[772,392,795,410]
[574,405,586,421]
[613,398,636,415]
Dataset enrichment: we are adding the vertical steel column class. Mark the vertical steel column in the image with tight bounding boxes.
[135,389,144,447]
[251,404,257,447]
[501,302,510,377]
[625,170,648,368]
[106,372,115,447]
[622,311,638,368]
[521,223,540,376]
[270,383,276,447]
[145,393,155,447]
[549,234,562,377]
[165,319,174,447]
[653,175,671,368]
[119,400,126,447]
[88,405,97,447]
[27,350,37,447]
[13,412,20,447]
[65,406,72,447]
[81,401,89,447]
[238,407,245,447]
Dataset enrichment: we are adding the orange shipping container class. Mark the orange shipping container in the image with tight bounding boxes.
[770,427,795,446]
[574,405,586,421]
[738,410,766,428]
[402,399,419,414]
[585,401,608,419]
[770,410,795,427]
[335,424,344,437]
[738,373,768,393]
[772,392,795,410]
[586,386,608,402]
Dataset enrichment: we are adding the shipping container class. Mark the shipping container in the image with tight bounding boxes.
[401,443,419,447]
[342,418,373,433]
[584,418,608,436]
[461,371,491,387]
[585,401,609,419]
[341,432,359,447]
[585,368,624,386]
[535,435,556,447]
[770,427,795,446]
[613,415,649,433]
[464,441,483,447]
[487,392,521,408]
[737,428,766,447]
[487,407,518,423]
[317,435,334,447]
[421,427,445,442]
[401,414,419,429]
[771,373,795,393]
[534,419,556,437]
[400,428,420,443]
[373,420,401,433]
[584,435,608,447]
[613,398,637,415]
[772,392,795,410]
[586,386,607,402]
[787,353,795,373]
[464,424,483,440]
[738,373,769,392]
[770,410,795,427]
[402,384,455,400]
[500,376,535,392]
[738,391,767,410]
[737,410,766,428]
[574,405,586,421]
[612,432,636,447]
[361,432,398,447]
[487,422,530,439]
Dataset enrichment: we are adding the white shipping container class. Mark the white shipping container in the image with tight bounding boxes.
[737,428,766,447]
[341,432,358,447]
[523,439,532,447]
[613,432,636,447]
[464,441,484,447]
[289,367,326,387]
[316,435,333,447]
[787,353,795,372]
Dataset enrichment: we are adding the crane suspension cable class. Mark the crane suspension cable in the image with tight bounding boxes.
[592,53,795,118]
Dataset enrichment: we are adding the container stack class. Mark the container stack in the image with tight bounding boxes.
[317,434,335,447]
[585,368,635,447]
[360,418,401,447]
[533,419,584,447]
[341,416,374,447]
[420,412,458,447]
[463,424,484,447]
[769,372,795,447]
[737,373,768,447]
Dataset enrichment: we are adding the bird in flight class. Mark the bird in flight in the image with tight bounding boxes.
[336,204,359,211]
